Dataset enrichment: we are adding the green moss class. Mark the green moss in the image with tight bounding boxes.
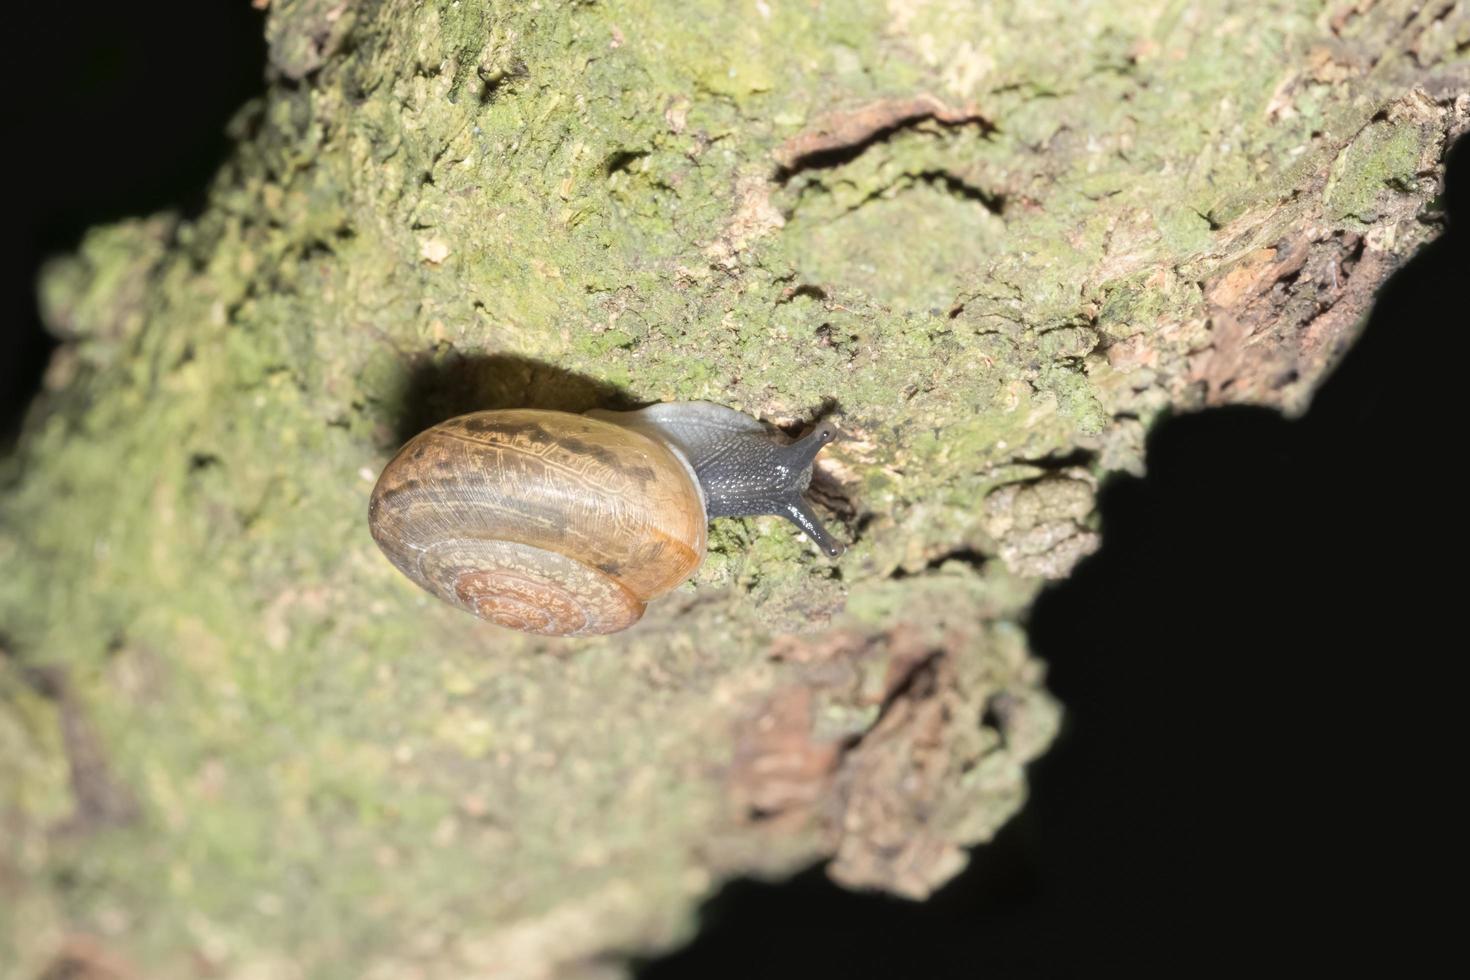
[1098,275,1165,340]
[1,0,1451,973]
[1326,119,1427,223]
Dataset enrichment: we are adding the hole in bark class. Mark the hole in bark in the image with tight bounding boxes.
[1193,207,1223,231]
[478,58,529,105]
[777,283,828,304]
[915,170,1006,215]
[603,149,650,177]
[1012,447,1098,470]
[887,547,989,580]
[773,96,994,182]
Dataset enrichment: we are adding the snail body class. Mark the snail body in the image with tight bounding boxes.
[368,402,842,636]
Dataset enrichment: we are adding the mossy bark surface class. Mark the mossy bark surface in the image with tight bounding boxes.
[3,1,1465,977]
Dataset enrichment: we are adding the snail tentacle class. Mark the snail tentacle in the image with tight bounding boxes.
[782,497,845,558]
[601,402,844,554]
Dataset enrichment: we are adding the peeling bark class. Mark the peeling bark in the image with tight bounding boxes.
[773,94,992,175]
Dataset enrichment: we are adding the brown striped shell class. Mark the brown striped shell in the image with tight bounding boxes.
[368,410,707,636]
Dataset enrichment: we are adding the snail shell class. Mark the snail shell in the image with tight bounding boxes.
[369,410,706,636]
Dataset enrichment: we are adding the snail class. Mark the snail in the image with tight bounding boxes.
[368,402,843,636]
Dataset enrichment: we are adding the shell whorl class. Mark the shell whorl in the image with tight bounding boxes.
[368,409,707,636]
[421,538,644,636]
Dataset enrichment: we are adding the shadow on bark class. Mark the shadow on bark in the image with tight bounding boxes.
[386,352,642,446]
[632,133,1465,979]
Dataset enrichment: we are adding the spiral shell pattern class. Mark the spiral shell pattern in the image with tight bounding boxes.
[368,409,707,636]
[421,538,643,636]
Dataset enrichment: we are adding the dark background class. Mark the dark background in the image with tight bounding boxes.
[7,5,1462,976]
[3,5,267,445]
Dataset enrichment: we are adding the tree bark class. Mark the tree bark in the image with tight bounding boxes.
[3,0,1465,976]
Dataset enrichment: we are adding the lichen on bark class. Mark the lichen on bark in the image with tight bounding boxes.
[3,0,1465,977]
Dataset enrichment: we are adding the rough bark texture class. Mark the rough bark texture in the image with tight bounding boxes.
[2,1,1465,977]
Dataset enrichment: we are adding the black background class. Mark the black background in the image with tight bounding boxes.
[6,5,1462,976]
[4,5,267,445]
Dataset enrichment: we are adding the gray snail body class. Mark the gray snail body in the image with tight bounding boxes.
[368,401,842,636]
